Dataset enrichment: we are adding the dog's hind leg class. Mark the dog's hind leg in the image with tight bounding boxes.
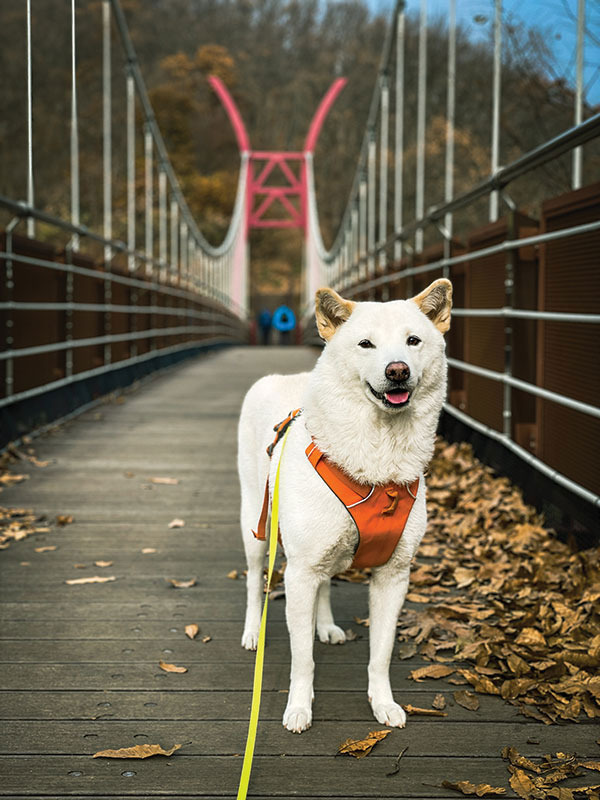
[367,564,411,728]
[315,580,346,644]
[282,562,320,733]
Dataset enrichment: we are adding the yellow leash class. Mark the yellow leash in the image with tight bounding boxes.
[236,426,290,800]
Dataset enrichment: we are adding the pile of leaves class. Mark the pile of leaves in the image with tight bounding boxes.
[0,506,50,549]
[501,747,600,799]
[397,439,600,725]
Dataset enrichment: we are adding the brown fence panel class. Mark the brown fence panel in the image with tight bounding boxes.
[463,213,538,433]
[537,182,600,496]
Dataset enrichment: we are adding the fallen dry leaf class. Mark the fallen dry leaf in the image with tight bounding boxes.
[151,477,179,485]
[56,514,74,525]
[35,545,56,553]
[397,641,417,659]
[227,570,238,579]
[433,693,447,710]
[202,635,212,643]
[185,624,199,640]
[344,628,359,641]
[141,548,156,554]
[582,762,600,772]
[337,729,391,758]
[403,704,448,717]
[354,616,370,627]
[65,575,116,585]
[93,743,182,759]
[409,664,454,682]
[168,578,197,589]
[73,563,87,568]
[94,560,113,568]
[501,746,541,774]
[158,660,187,674]
[441,780,506,797]
[509,769,539,799]
[168,518,185,528]
[453,690,480,712]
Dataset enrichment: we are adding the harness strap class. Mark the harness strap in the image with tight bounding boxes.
[306,441,419,569]
[253,408,302,541]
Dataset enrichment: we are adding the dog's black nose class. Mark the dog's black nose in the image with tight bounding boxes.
[385,361,410,382]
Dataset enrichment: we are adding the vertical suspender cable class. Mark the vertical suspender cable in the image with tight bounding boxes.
[70,0,80,251]
[170,199,179,281]
[102,0,112,264]
[415,0,427,253]
[443,0,456,274]
[379,77,389,274]
[572,0,585,189]
[489,0,502,222]
[126,71,135,271]
[159,169,167,280]
[367,134,376,277]
[359,178,367,280]
[26,0,34,238]
[144,128,153,274]
[394,9,405,264]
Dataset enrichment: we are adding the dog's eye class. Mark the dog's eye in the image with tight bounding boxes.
[407,335,421,346]
[358,339,375,349]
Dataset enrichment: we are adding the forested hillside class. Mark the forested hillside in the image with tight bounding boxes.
[1,0,598,304]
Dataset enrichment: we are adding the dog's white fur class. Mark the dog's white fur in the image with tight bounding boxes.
[237,279,452,733]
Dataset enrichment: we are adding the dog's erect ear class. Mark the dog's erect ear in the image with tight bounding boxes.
[410,278,452,334]
[315,288,356,341]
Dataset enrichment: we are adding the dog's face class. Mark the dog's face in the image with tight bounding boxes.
[315,279,452,414]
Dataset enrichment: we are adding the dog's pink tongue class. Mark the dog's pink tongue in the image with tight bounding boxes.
[385,390,409,405]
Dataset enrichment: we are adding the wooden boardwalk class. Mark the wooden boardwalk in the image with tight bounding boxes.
[0,347,597,799]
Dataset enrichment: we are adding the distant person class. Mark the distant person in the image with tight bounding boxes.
[257,308,272,345]
[272,304,296,345]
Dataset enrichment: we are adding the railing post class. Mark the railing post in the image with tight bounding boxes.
[70,0,80,252]
[572,0,585,189]
[126,70,136,272]
[359,176,367,283]
[367,132,376,279]
[503,202,516,438]
[102,0,112,266]
[170,200,179,284]
[379,75,389,280]
[159,168,167,282]
[394,8,405,265]
[26,0,34,238]
[351,204,359,287]
[489,0,502,222]
[415,0,427,254]
[443,0,456,276]
[4,218,20,398]
[144,126,153,276]
[64,241,75,379]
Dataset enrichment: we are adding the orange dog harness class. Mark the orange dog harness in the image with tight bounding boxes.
[253,410,419,569]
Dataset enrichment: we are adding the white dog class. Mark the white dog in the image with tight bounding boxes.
[237,278,452,733]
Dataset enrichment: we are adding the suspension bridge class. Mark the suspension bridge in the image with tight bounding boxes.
[1,0,599,797]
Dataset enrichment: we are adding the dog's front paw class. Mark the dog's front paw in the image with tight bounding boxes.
[317,623,346,645]
[241,628,259,650]
[370,701,406,728]
[283,705,312,733]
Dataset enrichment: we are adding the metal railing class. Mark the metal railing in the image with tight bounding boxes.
[302,0,600,511]
[1,0,249,415]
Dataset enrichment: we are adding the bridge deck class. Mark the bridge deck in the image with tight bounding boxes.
[0,347,597,799]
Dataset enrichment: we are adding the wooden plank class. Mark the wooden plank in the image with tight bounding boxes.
[1,719,598,758]
[0,754,537,796]
[0,637,424,665]
[0,662,464,690]
[0,690,527,723]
